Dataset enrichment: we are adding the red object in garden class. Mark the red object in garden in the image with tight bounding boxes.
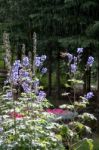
[9,112,24,118]
[46,108,67,115]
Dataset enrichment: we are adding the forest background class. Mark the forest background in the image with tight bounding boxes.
[0,0,99,102]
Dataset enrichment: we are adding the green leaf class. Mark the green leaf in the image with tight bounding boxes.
[59,104,74,110]
[74,101,87,109]
[74,122,84,130]
[64,83,71,88]
[68,79,84,84]
[85,138,94,150]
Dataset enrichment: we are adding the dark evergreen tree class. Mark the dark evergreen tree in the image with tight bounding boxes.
[0,0,99,99]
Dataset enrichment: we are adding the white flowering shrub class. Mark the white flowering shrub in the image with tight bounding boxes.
[0,54,65,150]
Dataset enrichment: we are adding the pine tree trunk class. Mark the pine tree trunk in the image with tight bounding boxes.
[56,50,60,100]
[97,55,99,91]
[48,49,52,96]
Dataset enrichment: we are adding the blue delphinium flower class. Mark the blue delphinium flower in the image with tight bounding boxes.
[6,91,12,98]
[10,60,21,85]
[0,127,3,132]
[19,69,29,78]
[35,57,42,67]
[22,82,31,93]
[37,90,46,101]
[87,56,94,67]
[10,70,19,85]
[35,55,47,67]
[13,60,21,68]
[33,78,39,87]
[71,64,77,73]
[23,71,29,77]
[67,53,73,63]
[22,56,29,67]
[41,55,47,61]
[41,67,47,74]
[25,77,32,83]
[74,56,77,64]
[77,48,83,54]
[5,91,12,100]
[85,92,94,99]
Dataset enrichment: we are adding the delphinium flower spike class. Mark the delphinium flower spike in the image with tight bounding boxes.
[77,48,84,62]
[22,44,26,59]
[84,92,94,99]
[70,63,77,73]
[87,56,94,67]
[3,32,11,77]
[77,48,83,54]
[67,53,73,63]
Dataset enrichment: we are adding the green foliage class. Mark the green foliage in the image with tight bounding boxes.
[0,54,65,150]
[75,138,94,150]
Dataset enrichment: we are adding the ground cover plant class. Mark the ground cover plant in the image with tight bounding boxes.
[0,34,97,150]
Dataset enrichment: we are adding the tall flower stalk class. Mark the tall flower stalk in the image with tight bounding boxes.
[22,44,26,60]
[3,32,18,137]
[60,48,96,150]
[33,32,37,76]
[3,32,11,78]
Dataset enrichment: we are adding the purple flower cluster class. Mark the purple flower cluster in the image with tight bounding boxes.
[33,78,39,87]
[77,48,83,54]
[35,55,47,67]
[22,57,29,67]
[74,56,77,64]
[19,69,32,84]
[0,127,3,132]
[35,57,41,67]
[66,52,77,73]
[87,56,94,67]
[6,54,47,97]
[37,90,46,101]
[10,60,21,85]
[40,55,47,61]
[19,69,29,78]
[67,53,73,63]
[9,56,32,93]
[6,91,12,98]
[22,82,31,93]
[41,67,47,74]
[71,64,77,73]
[4,91,13,100]
[85,92,94,99]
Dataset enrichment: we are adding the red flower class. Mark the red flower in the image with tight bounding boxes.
[9,112,24,118]
[46,108,66,115]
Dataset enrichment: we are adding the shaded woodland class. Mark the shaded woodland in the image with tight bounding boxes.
[0,0,99,101]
